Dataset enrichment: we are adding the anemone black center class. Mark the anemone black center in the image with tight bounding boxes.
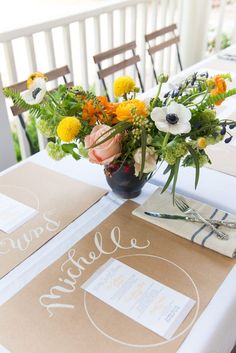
[166,113,179,125]
[32,87,42,99]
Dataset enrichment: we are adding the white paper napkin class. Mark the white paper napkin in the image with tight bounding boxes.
[132,188,236,258]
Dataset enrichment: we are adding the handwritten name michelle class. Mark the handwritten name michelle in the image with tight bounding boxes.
[39,226,150,317]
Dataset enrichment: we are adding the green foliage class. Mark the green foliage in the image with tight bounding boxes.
[221,33,231,49]
[46,141,66,160]
[164,139,188,165]
[199,88,236,110]
[161,165,176,194]
[11,115,39,162]
[172,158,181,201]
[139,127,147,179]
[61,143,80,160]
[208,32,231,53]
[182,150,210,168]
[12,130,22,162]
[187,146,200,189]
[3,88,42,118]
[150,96,162,108]
[26,115,39,153]
[189,109,220,139]
[78,142,89,158]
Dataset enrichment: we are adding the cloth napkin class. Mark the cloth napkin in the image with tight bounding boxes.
[132,188,236,258]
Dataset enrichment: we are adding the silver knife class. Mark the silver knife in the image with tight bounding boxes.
[144,211,236,228]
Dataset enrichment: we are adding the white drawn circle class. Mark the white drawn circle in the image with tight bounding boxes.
[0,184,40,210]
[83,253,200,348]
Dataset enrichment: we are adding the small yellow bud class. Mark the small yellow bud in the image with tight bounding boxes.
[206,78,215,89]
[197,137,208,149]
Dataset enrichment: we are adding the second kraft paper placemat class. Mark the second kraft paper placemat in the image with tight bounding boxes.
[0,162,106,277]
[0,201,234,353]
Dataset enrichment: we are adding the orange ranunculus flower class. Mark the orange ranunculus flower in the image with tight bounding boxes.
[82,99,101,126]
[97,96,119,125]
[97,96,117,115]
[82,96,119,126]
[116,99,148,123]
[210,75,227,106]
[97,96,108,107]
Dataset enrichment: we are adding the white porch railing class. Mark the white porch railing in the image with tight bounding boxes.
[1,0,235,170]
[0,0,182,89]
[0,0,183,169]
[209,0,236,53]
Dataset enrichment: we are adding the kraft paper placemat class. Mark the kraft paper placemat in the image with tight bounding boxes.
[0,162,106,278]
[0,201,234,353]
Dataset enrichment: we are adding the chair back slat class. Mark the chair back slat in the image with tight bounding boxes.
[93,41,136,63]
[93,41,144,100]
[45,66,71,81]
[145,23,182,83]
[148,36,180,55]
[145,24,177,42]
[98,56,140,79]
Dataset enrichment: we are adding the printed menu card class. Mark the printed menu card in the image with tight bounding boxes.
[0,162,106,277]
[0,201,234,353]
[82,258,195,340]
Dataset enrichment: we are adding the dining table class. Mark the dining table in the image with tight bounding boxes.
[1,44,236,353]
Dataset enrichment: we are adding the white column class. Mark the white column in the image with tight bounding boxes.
[0,74,16,171]
[180,0,211,68]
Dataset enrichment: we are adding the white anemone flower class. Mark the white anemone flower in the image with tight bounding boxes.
[151,101,191,135]
[21,77,47,105]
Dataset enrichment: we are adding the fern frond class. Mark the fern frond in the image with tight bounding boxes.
[3,87,42,119]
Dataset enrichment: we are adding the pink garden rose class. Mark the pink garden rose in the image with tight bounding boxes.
[84,125,122,165]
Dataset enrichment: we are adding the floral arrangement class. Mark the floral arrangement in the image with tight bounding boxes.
[4,71,236,197]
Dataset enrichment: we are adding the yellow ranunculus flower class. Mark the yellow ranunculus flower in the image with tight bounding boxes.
[27,72,46,89]
[114,76,136,97]
[116,99,148,123]
[57,117,82,142]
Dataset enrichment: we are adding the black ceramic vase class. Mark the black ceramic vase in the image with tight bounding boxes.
[104,163,147,199]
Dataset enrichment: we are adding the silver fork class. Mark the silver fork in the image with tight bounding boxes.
[175,198,229,240]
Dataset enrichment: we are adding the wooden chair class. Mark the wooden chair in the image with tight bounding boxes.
[93,41,144,101]
[5,65,73,156]
[145,24,183,84]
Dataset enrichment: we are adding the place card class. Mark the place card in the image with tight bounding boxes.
[0,193,38,233]
[82,258,196,340]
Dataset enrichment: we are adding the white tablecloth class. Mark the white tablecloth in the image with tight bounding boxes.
[1,46,236,353]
